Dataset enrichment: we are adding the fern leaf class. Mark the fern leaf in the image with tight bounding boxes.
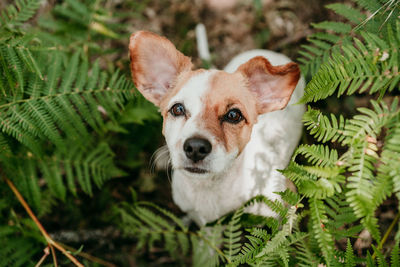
[301,24,400,103]
[326,3,366,24]
[345,239,356,267]
[139,201,188,232]
[372,245,389,267]
[391,243,400,267]
[294,239,319,267]
[0,0,41,29]
[277,189,300,206]
[223,207,243,261]
[302,107,346,143]
[60,51,80,93]
[234,235,265,265]
[354,0,382,14]
[309,198,334,262]
[14,46,43,79]
[294,144,339,167]
[312,21,352,34]
[0,225,40,267]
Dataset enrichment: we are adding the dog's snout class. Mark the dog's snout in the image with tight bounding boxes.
[183,137,212,162]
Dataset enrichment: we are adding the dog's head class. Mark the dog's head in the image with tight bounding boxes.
[129,31,300,178]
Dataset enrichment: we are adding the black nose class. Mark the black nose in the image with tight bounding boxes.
[183,137,212,162]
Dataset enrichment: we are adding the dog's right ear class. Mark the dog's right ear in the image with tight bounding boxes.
[129,31,193,107]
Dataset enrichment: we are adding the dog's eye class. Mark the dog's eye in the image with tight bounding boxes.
[223,109,243,124]
[170,103,186,117]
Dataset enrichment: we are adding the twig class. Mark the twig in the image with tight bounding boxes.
[4,177,84,267]
[35,246,50,267]
[59,242,118,267]
[372,211,400,260]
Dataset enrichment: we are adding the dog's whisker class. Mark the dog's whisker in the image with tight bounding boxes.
[166,158,173,183]
[149,145,170,175]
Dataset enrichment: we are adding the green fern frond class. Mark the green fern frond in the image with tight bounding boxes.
[312,21,352,34]
[294,144,339,167]
[234,234,265,265]
[302,107,346,143]
[0,224,41,267]
[309,198,334,262]
[277,189,300,206]
[1,141,120,208]
[256,204,299,258]
[223,207,243,262]
[391,243,400,267]
[138,201,187,232]
[324,196,359,239]
[342,100,400,241]
[372,244,389,267]
[345,239,356,267]
[0,0,41,29]
[299,0,399,77]
[284,162,344,199]
[301,23,400,104]
[0,51,134,152]
[282,161,318,185]
[293,238,319,267]
[326,3,366,24]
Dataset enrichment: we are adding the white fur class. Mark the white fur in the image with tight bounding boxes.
[165,71,238,180]
[168,50,305,225]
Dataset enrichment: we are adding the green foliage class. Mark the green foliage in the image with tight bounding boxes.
[0,0,41,29]
[1,0,400,266]
[113,0,400,266]
[0,0,159,265]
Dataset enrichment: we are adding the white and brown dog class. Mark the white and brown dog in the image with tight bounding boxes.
[129,31,305,226]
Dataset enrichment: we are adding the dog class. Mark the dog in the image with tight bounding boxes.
[129,31,305,226]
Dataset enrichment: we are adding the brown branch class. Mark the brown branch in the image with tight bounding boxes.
[35,246,50,267]
[59,243,118,267]
[4,177,84,267]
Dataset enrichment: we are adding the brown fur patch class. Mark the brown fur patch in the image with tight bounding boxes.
[237,56,300,114]
[199,71,259,153]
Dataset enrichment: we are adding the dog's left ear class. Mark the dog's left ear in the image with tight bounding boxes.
[129,31,193,107]
[237,56,300,114]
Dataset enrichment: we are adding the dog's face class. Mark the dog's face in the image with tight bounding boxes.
[129,31,300,178]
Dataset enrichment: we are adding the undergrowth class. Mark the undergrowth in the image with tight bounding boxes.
[0,0,399,266]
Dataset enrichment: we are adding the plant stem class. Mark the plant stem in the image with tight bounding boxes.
[372,211,400,260]
[59,243,118,267]
[4,177,84,267]
[35,246,50,267]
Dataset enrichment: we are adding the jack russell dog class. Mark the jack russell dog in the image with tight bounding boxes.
[129,31,305,226]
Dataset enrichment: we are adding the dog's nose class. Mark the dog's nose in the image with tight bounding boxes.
[183,137,212,162]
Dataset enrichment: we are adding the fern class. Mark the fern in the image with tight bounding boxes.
[391,243,400,267]
[0,0,41,29]
[298,1,399,77]
[345,239,356,267]
[309,198,335,262]
[293,239,319,267]
[301,24,400,103]
[1,0,400,265]
[302,107,346,143]
[0,207,43,267]
[223,207,243,262]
